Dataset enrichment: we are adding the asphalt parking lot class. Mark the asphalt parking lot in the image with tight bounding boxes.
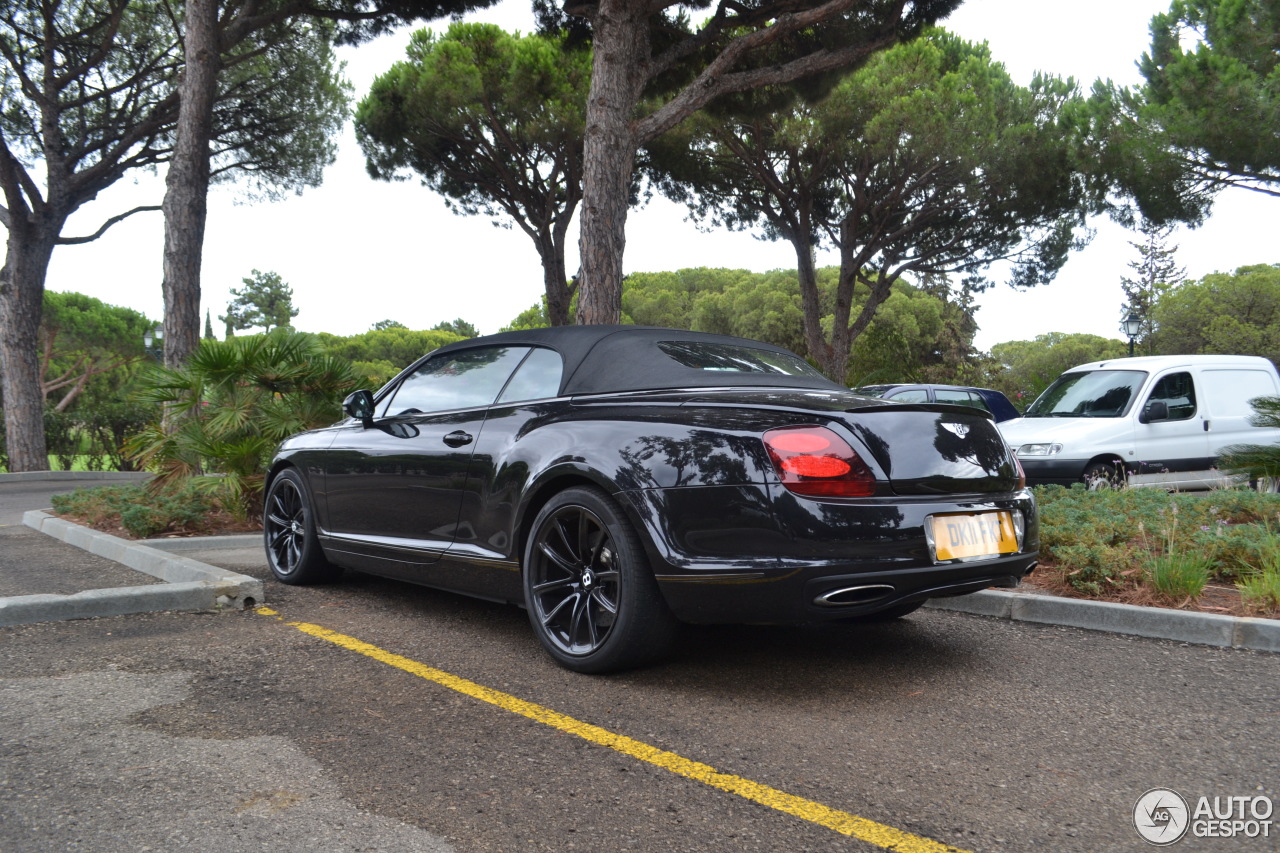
[2,478,1278,852]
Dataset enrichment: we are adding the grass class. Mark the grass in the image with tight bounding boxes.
[1145,553,1213,599]
[1238,570,1280,610]
[0,454,127,473]
[46,455,109,472]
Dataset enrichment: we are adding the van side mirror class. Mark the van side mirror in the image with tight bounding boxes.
[343,390,375,427]
[1140,400,1169,424]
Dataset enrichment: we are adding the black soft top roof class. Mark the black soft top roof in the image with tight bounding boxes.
[428,326,844,396]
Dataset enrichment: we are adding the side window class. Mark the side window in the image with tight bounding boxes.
[1146,372,1197,421]
[496,347,564,404]
[378,347,529,417]
[935,389,991,414]
[887,388,930,403]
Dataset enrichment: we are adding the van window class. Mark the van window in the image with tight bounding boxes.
[1025,370,1146,418]
[1145,372,1197,421]
[1200,369,1278,418]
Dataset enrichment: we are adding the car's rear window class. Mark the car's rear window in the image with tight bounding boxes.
[657,341,824,378]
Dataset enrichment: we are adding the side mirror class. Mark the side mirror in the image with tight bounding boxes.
[1140,400,1169,424]
[343,390,375,427]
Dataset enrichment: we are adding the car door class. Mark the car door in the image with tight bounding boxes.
[1134,370,1210,474]
[319,345,530,569]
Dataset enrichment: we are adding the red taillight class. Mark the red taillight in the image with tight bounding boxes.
[1013,453,1027,490]
[763,426,876,497]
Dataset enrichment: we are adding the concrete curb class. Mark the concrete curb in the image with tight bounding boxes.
[141,534,261,553]
[925,589,1280,653]
[0,471,151,483]
[3,510,264,628]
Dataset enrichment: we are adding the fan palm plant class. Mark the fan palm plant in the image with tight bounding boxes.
[125,331,357,519]
[1220,395,1280,491]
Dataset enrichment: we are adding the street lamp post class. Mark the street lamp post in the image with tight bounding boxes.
[143,324,164,362]
[1121,310,1142,357]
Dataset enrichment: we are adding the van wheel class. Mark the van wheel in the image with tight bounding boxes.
[1083,462,1124,491]
[1254,476,1280,494]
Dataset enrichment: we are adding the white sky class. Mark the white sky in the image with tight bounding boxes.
[41,0,1272,352]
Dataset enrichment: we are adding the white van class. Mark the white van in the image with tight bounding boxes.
[998,354,1280,489]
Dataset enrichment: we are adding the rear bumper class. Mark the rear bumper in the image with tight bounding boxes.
[616,484,1039,624]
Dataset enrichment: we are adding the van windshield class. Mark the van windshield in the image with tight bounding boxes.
[1025,370,1147,418]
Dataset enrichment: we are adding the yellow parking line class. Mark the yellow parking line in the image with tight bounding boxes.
[257,607,969,853]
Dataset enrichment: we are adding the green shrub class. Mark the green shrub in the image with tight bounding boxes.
[1190,521,1280,582]
[51,483,217,539]
[1034,484,1280,600]
[43,407,80,472]
[78,399,153,471]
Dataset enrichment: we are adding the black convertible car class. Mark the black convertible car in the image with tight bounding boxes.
[264,326,1038,672]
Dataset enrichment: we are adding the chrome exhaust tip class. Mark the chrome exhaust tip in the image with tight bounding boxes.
[814,583,896,607]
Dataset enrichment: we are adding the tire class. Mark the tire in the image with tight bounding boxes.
[1083,461,1125,491]
[263,468,341,585]
[1254,476,1280,494]
[523,487,678,673]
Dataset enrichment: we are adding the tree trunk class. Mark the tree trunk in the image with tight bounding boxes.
[575,1,649,325]
[161,0,220,367]
[0,232,57,472]
[538,230,572,327]
[834,219,899,386]
[790,234,833,375]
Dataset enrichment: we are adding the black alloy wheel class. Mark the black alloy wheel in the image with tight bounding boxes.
[524,487,677,673]
[263,468,340,584]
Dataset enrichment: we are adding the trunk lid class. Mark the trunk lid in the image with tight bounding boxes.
[584,387,1022,494]
[667,388,1020,494]
[838,405,1019,494]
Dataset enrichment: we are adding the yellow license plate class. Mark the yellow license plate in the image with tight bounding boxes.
[929,511,1018,561]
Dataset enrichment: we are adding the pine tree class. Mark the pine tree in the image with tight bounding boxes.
[1120,220,1185,354]
[204,310,216,340]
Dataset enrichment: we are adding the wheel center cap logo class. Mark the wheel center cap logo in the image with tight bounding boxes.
[581,569,595,588]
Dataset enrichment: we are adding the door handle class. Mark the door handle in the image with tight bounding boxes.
[443,430,473,447]
[1203,420,1210,431]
